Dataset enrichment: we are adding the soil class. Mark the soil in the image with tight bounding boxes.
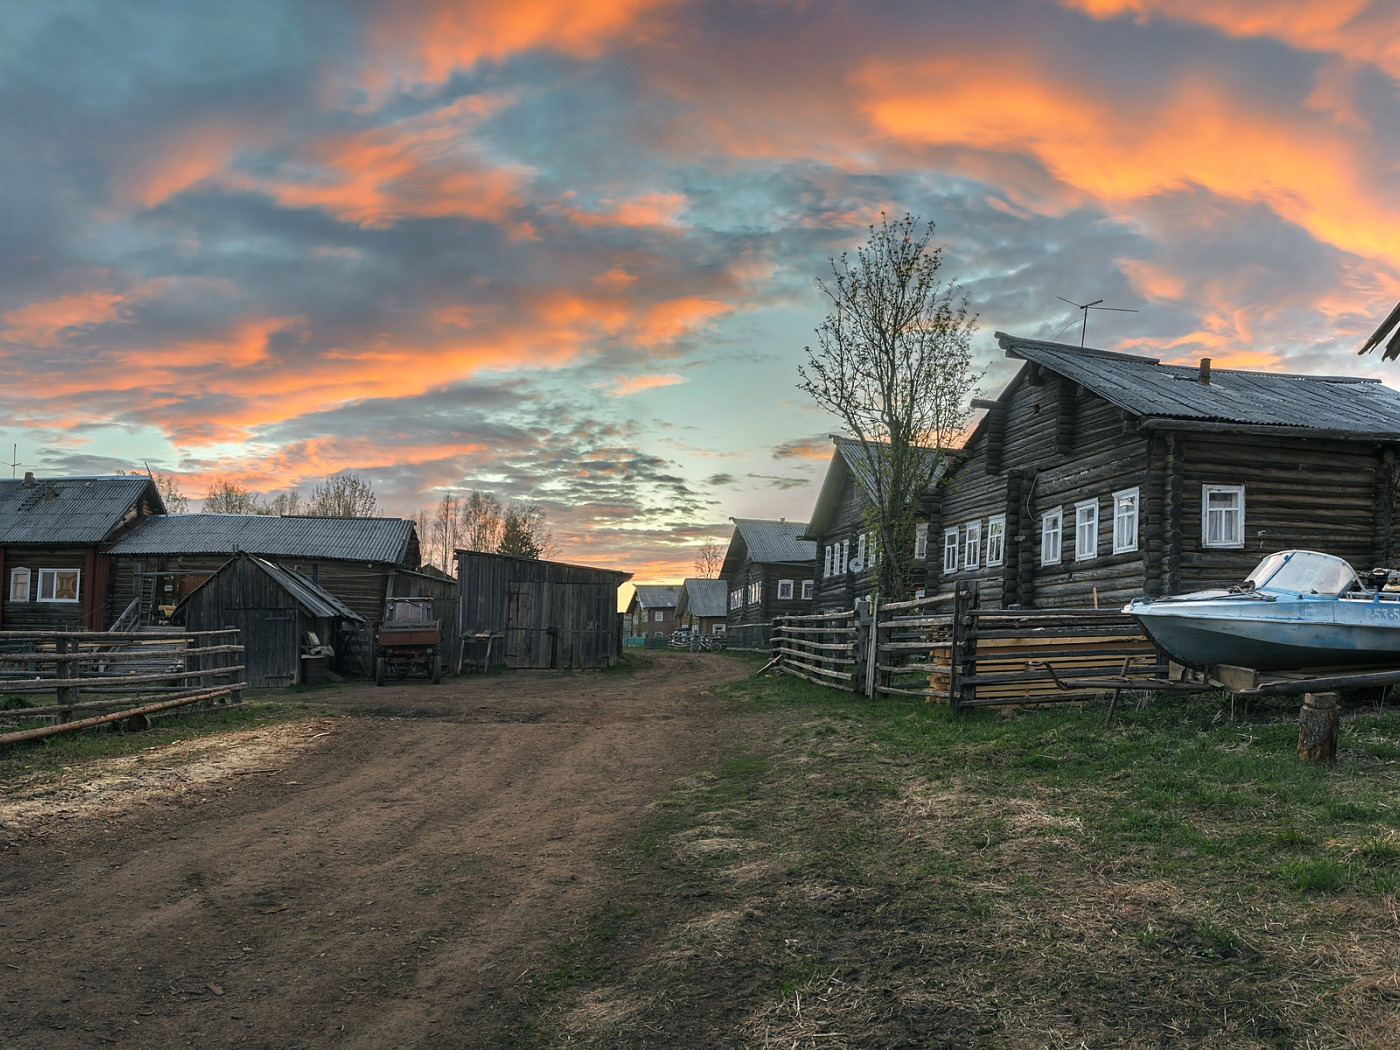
[0,651,760,1049]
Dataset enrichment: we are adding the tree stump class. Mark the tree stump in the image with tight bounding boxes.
[1298,692,1339,765]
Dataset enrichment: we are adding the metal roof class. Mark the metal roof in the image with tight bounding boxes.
[632,584,681,609]
[803,436,948,538]
[677,578,727,619]
[0,475,159,545]
[1000,333,1400,437]
[173,554,365,622]
[728,518,816,565]
[107,513,416,563]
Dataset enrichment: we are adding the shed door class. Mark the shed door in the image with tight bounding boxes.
[231,608,297,688]
[505,582,556,669]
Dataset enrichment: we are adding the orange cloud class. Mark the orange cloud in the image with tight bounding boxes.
[115,120,269,209]
[2,290,129,348]
[610,373,685,396]
[556,191,688,228]
[362,0,677,93]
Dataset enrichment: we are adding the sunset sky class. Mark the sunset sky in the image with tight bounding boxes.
[5,0,1400,583]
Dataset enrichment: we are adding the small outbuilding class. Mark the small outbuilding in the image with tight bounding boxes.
[455,550,632,670]
[174,553,365,688]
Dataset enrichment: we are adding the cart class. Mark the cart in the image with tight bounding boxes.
[374,597,442,685]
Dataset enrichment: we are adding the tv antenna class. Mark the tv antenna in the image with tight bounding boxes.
[1056,297,1138,347]
[6,445,18,479]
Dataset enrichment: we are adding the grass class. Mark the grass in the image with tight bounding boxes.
[531,672,1400,1048]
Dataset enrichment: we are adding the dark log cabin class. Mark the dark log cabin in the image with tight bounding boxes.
[721,518,816,628]
[929,333,1400,608]
[626,584,680,637]
[674,578,728,637]
[802,437,945,610]
[0,474,164,632]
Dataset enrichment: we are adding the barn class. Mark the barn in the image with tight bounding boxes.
[174,553,365,687]
[455,550,631,670]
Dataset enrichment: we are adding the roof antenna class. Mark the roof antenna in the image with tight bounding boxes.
[6,445,18,479]
[1056,297,1139,347]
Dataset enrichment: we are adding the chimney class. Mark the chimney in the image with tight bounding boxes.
[22,471,35,486]
[1198,358,1211,385]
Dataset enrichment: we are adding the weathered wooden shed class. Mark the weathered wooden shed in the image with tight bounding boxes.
[931,333,1400,608]
[454,550,631,670]
[174,553,365,688]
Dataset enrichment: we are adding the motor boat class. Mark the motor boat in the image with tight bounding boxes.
[1125,550,1400,672]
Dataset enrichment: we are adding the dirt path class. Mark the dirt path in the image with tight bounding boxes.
[0,652,759,1049]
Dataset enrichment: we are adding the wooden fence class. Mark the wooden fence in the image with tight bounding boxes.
[774,583,1167,712]
[0,628,246,745]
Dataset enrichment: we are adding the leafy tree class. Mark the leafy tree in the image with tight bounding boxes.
[693,539,724,578]
[202,477,262,514]
[307,471,378,517]
[798,213,980,598]
[497,502,557,560]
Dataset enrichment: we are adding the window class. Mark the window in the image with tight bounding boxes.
[9,568,31,602]
[711,623,726,635]
[777,579,794,600]
[1203,484,1245,548]
[1041,507,1062,566]
[986,515,1006,567]
[856,533,867,565]
[1113,487,1140,554]
[37,568,80,603]
[823,544,833,577]
[1074,500,1099,561]
[943,528,960,573]
[963,521,981,570]
[801,580,813,600]
[748,581,763,605]
[730,588,743,610]
[914,523,929,560]
[840,539,850,574]
[654,610,665,622]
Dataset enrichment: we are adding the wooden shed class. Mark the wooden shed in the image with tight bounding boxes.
[454,550,631,670]
[174,553,365,688]
[931,333,1400,608]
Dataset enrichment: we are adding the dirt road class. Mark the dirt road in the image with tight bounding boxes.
[0,652,758,1048]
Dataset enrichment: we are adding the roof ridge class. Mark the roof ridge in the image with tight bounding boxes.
[996,331,1160,364]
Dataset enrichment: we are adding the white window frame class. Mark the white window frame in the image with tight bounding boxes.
[914,522,929,560]
[1112,487,1140,554]
[711,622,726,635]
[9,567,31,602]
[840,539,850,574]
[777,579,794,601]
[943,527,960,573]
[856,533,867,565]
[36,568,81,603]
[748,580,763,605]
[963,521,981,570]
[801,579,813,601]
[1041,507,1063,566]
[986,515,1006,568]
[1074,499,1099,561]
[730,588,742,610]
[1203,484,1245,548]
[823,544,833,577]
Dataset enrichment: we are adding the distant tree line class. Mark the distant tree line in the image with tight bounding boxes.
[415,491,558,572]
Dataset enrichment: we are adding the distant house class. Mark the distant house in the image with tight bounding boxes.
[721,518,816,629]
[456,550,631,670]
[674,578,728,636]
[802,436,946,610]
[929,333,1400,609]
[105,513,433,673]
[0,473,164,631]
[175,553,365,687]
[627,584,681,637]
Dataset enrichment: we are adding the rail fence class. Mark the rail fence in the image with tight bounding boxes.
[772,582,1166,712]
[725,621,774,653]
[0,628,246,745]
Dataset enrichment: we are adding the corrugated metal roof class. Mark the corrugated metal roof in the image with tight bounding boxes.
[108,513,416,563]
[1000,334,1400,436]
[253,558,365,622]
[730,518,816,565]
[0,475,158,545]
[632,584,681,609]
[803,437,948,537]
[678,578,727,619]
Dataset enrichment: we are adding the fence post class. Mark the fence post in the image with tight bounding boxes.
[770,616,784,674]
[950,582,981,714]
[55,637,77,723]
[864,598,880,698]
[227,626,243,705]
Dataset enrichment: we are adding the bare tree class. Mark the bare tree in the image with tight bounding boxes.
[265,490,303,516]
[420,492,461,572]
[693,539,724,578]
[118,468,189,512]
[307,471,378,517]
[459,491,504,552]
[798,213,980,597]
[202,477,263,514]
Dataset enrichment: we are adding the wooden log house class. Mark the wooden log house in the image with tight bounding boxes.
[674,578,728,637]
[930,333,1400,608]
[0,474,164,632]
[802,437,946,610]
[721,518,816,630]
[626,584,681,637]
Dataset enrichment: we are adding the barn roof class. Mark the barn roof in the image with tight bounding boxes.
[727,518,816,567]
[632,584,681,610]
[802,436,948,538]
[676,578,727,619]
[108,513,416,563]
[0,474,160,545]
[174,553,365,622]
[999,333,1400,437]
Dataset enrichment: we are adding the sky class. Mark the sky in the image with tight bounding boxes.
[4,0,1400,585]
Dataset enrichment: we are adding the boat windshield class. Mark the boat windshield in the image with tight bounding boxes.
[1245,550,1357,597]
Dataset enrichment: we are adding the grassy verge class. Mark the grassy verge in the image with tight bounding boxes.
[533,673,1400,1049]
